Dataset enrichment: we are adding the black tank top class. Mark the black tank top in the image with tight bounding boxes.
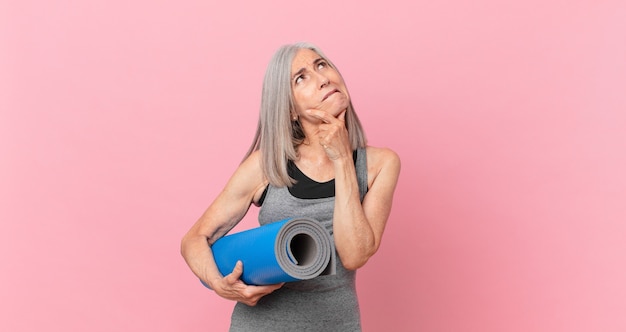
[259,150,358,204]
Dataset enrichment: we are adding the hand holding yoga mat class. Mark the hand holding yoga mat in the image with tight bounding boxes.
[208,217,336,286]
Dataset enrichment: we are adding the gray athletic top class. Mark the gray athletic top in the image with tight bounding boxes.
[229,148,368,332]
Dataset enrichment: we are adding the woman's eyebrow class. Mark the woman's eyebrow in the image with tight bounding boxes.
[292,57,326,79]
[292,67,306,79]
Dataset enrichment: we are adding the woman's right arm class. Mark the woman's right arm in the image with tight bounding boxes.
[180,151,283,306]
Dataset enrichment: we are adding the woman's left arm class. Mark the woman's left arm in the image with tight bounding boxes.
[332,146,401,270]
[308,109,401,270]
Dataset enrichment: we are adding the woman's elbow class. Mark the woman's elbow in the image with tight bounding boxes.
[340,245,379,270]
[180,231,200,259]
[180,234,191,259]
[342,257,368,271]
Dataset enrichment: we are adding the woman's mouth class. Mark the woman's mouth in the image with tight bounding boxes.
[322,89,339,101]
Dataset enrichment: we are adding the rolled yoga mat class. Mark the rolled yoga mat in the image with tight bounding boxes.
[207,217,336,286]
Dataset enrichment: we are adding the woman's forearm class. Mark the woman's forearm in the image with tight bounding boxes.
[181,234,223,288]
[331,155,376,270]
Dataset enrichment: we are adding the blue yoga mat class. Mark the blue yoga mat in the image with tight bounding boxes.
[207,217,336,286]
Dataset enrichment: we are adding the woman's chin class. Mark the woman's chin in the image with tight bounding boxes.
[327,100,349,117]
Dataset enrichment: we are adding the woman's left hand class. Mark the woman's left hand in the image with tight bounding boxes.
[306,109,351,161]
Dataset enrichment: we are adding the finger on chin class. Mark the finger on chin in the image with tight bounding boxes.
[338,109,346,121]
[307,109,328,121]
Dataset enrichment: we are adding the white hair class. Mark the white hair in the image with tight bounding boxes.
[245,42,367,187]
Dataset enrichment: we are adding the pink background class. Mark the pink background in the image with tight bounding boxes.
[2,1,625,331]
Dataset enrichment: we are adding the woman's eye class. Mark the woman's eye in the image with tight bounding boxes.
[295,76,304,84]
[317,61,327,69]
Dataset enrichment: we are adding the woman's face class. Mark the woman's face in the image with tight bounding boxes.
[290,49,349,119]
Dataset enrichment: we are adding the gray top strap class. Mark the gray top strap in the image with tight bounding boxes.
[356,148,368,202]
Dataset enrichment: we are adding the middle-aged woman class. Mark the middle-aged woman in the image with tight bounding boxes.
[181,42,401,331]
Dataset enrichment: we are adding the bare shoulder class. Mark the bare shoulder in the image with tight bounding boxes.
[365,146,400,164]
[365,146,401,172]
[239,150,264,173]
[238,150,269,205]
[225,150,267,201]
[365,146,401,188]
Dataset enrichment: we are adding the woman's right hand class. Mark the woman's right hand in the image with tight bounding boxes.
[210,260,284,306]
[181,151,281,306]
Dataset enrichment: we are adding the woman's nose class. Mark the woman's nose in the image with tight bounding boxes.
[318,75,330,88]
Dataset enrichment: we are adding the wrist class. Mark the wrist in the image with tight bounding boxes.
[331,153,352,165]
[333,153,356,175]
